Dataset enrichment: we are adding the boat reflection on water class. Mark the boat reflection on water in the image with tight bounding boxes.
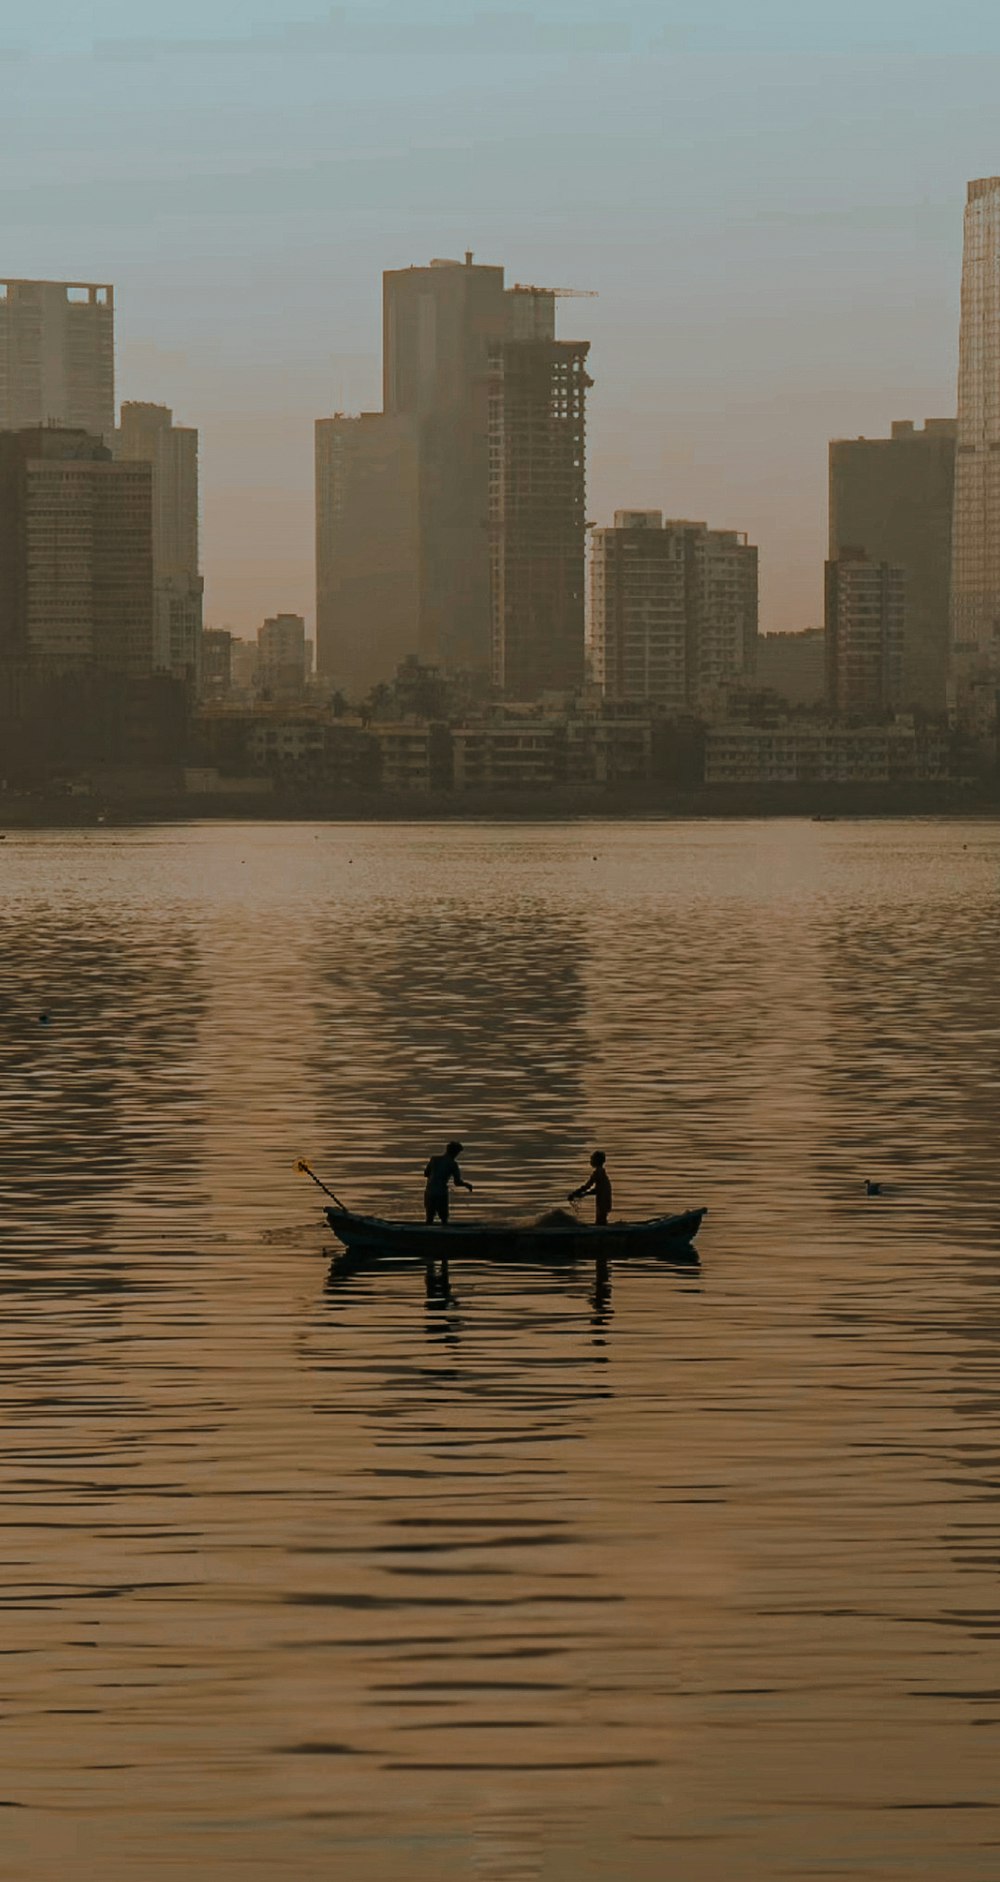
[322,1236,700,1319]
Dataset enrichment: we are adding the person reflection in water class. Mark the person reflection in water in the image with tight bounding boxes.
[423,1140,473,1225]
[569,1150,612,1225]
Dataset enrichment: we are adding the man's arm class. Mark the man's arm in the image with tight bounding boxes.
[568,1172,596,1200]
[451,1160,473,1193]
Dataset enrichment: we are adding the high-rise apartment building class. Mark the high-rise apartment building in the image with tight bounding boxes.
[0,280,114,437]
[315,411,420,695]
[115,402,202,684]
[0,427,153,675]
[951,178,1000,674]
[488,338,591,698]
[829,418,956,710]
[590,514,757,711]
[825,549,904,716]
[590,511,687,711]
[258,612,307,697]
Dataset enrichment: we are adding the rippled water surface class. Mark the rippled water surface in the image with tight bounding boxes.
[2,819,999,1880]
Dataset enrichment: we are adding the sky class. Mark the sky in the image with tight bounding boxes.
[2,1,1000,636]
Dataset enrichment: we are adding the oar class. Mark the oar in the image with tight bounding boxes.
[296,1159,349,1212]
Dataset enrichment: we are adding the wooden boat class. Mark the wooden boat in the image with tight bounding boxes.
[324,1205,705,1263]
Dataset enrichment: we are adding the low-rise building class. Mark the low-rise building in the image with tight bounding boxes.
[705,718,950,786]
[196,704,377,789]
[372,723,445,793]
[452,720,560,791]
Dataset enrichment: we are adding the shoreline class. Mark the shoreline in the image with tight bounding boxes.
[2,781,997,827]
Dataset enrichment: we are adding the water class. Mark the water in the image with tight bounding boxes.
[1,818,998,1879]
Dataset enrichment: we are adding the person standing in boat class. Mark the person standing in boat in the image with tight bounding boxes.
[568,1150,612,1225]
[423,1140,473,1225]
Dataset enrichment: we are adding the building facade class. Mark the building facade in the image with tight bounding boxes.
[705,719,950,785]
[382,256,509,677]
[590,510,687,711]
[0,427,153,676]
[314,411,420,695]
[200,628,232,699]
[951,178,1000,676]
[830,418,956,710]
[115,402,202,685]
[755,628,826,706]
[825,550,904,716]
[590,513,757,711]
[0,280,114,437]
[258,612,307,697]
[488,338,591,697]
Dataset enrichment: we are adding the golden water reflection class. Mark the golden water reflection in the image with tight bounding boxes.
[0,820,998,1879]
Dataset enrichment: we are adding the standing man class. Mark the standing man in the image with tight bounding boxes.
[568,1150,612,1225]
[423,1140,473,1224]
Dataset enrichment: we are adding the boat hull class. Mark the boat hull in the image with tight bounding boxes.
[324,1207,705,1263]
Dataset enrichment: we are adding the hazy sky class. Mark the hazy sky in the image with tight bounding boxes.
[3,1,999,635]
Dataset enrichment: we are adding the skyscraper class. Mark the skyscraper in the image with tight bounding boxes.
[0,427,153,675]
[0,280,114,437]
[590,514,758,711]
[114,402,203,684]
[488,337,591,697]
[383,255,510,675]
[830,419,956,710]
[951,178,1000,672]
[825,549,904,716]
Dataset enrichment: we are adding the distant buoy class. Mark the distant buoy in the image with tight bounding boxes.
[38,1012,51,1026]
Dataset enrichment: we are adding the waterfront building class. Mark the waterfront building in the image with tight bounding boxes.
[115,403,203,684]
[705,719,950,786]
[590,513,757,711]
[825,549,904,716]
[0,427,152,675]
[0,279,114,437]
[830,419,956,710]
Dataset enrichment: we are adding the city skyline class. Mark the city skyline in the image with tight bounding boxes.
[6,3,997,638]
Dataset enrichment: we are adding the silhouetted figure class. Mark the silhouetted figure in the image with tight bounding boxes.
[569,1150,612,1226]
[865,1179,884,1196]
[423,1140,473,1224]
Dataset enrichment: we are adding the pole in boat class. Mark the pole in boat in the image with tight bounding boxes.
[296,1159,349,1212]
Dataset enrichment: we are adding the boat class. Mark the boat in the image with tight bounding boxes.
[323,1205,706,1263]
